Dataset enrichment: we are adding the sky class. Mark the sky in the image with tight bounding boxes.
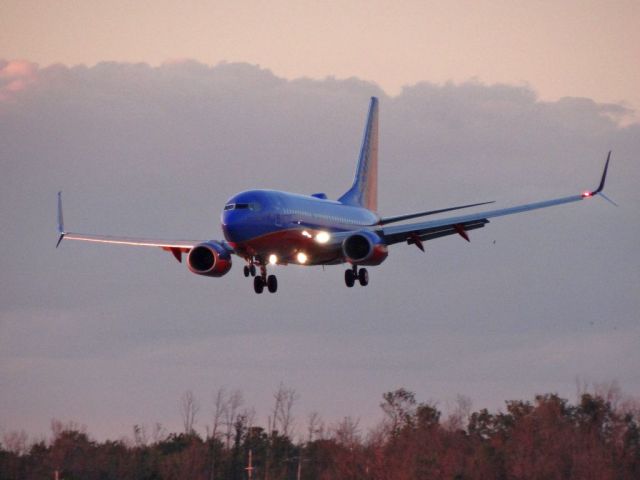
[1,1,639,442]
[2,0,640,117]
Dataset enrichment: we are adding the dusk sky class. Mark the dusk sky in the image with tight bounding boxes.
[1,1,639,441]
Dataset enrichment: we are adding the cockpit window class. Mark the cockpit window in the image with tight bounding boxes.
[224,202,261,211]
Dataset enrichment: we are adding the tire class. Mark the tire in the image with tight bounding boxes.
[358,268,369,286]
[243,265,250,277]
[267,274,278,293]
[345,269,355,288]
[253,276,264,294]
[249,264,257,277]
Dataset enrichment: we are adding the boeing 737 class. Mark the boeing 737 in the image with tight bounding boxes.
[57,97,612,294]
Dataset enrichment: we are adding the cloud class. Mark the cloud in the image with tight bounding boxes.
[0,60,638,440]
[0,60,39,101]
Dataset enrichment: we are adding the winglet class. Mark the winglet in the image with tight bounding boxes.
[583,151,611,198]
[56,191,66,248]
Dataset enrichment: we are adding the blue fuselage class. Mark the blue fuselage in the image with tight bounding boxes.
[221,189,379,265]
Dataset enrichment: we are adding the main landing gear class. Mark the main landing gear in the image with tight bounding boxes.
[345,265,369,288]
[246,260,277,294]
[254,273,277,294]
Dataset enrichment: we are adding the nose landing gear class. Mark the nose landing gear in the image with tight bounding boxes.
[345,265,369,288]
[243,263,257,277]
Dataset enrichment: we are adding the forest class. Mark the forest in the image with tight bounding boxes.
[1,385,639,480]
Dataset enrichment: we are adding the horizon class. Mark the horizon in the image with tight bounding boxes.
[1,1,639,443]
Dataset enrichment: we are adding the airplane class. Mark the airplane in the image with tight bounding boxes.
[57,97,612,294]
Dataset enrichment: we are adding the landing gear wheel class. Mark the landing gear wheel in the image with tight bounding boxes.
[267,274,278,293]
[243,265,250,277]
[345,269,356,288]
[249,264,257,277]
[253,276,264,294]
[358,268,369,286]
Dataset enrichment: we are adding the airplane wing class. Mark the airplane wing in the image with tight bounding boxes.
[380,153,612,250]
[378,200,495,225]
[55,192,226,262]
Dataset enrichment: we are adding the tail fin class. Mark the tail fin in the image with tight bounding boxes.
[338,97,379,211]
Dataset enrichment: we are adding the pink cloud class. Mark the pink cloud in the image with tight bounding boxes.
[0,60,37,78]
[0,60,39,101]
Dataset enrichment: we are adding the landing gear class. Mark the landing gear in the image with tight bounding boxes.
[244,261,257,278]
[345,269,356,287]
[253,275,264,294]
[345,265,369,288]
[267,274,278,293]
[250,261,277,294]
[358,268,369,286]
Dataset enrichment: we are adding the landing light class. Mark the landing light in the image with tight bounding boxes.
[315,231,330,244]
[296,252,308,264]
[302,230,312,238]
[268,254,278,265]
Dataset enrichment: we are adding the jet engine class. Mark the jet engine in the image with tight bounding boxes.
[187,241,232,277]
[342,230,388,265]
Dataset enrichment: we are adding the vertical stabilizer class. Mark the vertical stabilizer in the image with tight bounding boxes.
[338,97,379,211]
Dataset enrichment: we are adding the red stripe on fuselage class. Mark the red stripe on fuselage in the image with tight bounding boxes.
[230,227,343,265]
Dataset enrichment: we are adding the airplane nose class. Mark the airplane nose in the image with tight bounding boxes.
[222,212,250,242]
[223,222,241,241]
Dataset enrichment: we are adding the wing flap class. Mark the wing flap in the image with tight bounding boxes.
[383,219,489,246]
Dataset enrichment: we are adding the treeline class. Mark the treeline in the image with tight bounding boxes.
[2,386,639,479]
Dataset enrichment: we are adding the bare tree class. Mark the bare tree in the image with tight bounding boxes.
[333,416,360,447]
[272,383,298,438]
[594,380,622,410]
[210,388,228,442]
[2,430,29,455]
[207,388,230,480]
[180,390,200,435]
[380,388,417,435]
[243,406,257,432]
[444,394,472,431]
[132,424,147,447]
[132,422,166,446]
[50,420,86,441]
[306,411,324,442]
[151,422,167,443]
[224,389,243,449]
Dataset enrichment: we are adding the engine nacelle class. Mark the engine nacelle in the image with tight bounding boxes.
[187,241,232,277]
[342,230,388,266]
